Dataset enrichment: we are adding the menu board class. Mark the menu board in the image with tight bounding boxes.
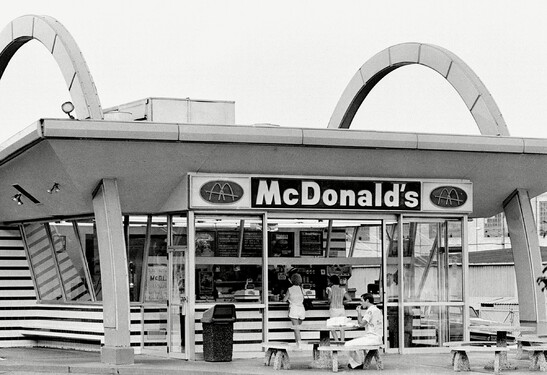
[242,231,263,257]
[216,230,263,257]
[300,231,323,256]
[216,231,239,257]
[269,232,295,257]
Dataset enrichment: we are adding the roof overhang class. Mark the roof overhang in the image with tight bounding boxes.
[1,118,547,223]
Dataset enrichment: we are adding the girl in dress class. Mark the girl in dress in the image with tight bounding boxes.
[283,273,305,349]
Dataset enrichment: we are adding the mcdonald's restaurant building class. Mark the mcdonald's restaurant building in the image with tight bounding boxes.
[1,15,547,365]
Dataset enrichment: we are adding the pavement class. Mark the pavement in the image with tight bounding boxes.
[0,346,540,375]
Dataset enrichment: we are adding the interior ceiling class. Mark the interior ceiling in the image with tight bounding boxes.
[1,138,547,224]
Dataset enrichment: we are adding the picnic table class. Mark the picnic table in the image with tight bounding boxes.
[298,322,359,369]
[472,325,534,370]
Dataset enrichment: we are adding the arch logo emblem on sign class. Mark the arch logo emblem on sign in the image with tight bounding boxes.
[199,180,244,204]
[429,186,467,208]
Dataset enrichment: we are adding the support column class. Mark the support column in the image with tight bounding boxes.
[92,179,134,364]
[503,189,547,334]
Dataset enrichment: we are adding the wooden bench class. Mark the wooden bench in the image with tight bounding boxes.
[262,342,303,370]
[443,341,496,347]
[20,329,102,345]
[305,340,344,360]
[516,335,547,359]
[317,344,384,372]
[450,346,508,374]
[521,346,547,372]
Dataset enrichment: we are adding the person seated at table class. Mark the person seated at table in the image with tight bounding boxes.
[345,293,383,370]
[283,273,305,349]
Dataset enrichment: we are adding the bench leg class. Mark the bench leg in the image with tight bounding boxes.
[331,351,338,373]
[363,349,383,370]
[364,349,384,370]
[530,351,547,372]
[516,342,529,360]
[539,351,547,372]
[265,348,274,366]
[313,343,319,360]
[453,351,470,372]
[494,351,501,375]
[363,350,372,369]
[272,349,290,370]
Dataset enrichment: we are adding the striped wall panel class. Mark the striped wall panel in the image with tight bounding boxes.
[17,304,169,353]
[0,226,37,347]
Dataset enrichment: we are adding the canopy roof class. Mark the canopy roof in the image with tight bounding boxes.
[1,118,547,224]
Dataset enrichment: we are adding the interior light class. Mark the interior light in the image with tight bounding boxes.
[12,194,23,205]
[47,182,60,194]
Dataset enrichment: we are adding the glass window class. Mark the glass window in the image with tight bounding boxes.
[398,220,463,303]
[266,218,384,304]
[78,219,102,301]
[23,223,63,301]
[49,222,93,301]
[484,213,506,237]
[540,201,547,238]
[194,215,263,303]
[403,305,463,348]
[130,215,169,303]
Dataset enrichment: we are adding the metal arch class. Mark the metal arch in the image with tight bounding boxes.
[0,15,103,120]
[328,43,509,136]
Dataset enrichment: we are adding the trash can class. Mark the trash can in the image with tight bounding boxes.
[201,304,236,362]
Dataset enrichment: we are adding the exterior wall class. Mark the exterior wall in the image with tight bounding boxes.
[469,265,517,302]
[0,226,36,347]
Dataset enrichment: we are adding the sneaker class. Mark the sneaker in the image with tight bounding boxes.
[348,363,364,370]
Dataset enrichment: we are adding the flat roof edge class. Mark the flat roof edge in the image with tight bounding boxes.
[0,121,43,163]
[4,119,547,157]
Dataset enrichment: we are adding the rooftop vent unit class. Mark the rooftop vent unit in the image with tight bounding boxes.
[104,97,235,125]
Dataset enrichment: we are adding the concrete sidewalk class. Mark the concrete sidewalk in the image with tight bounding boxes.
[0,347,538,374]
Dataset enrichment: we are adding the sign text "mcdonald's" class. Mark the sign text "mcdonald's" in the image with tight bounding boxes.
[250,178,421,210]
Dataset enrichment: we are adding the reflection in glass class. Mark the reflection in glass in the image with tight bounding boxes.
[401,305,463,348]
[23,223,64,300]
[139,216,168,303]
[50,222,93,301]
[398,220,463,303]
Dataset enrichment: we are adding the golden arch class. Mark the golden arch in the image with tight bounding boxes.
[328,43,509,136]
[0,15,103,119]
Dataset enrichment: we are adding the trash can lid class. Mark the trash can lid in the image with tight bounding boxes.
[201,304,236,323]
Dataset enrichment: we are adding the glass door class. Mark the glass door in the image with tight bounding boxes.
[387,217,465,352]
[167,246,188,359]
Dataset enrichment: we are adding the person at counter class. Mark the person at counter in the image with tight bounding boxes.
[345,293,383,370]
[327,275,352,341]
[327,275,351,317]
[283,273,305,349]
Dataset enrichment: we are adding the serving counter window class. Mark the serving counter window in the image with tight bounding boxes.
[266,218,385,305]
[190,216,386,305]
[194,215,264,303]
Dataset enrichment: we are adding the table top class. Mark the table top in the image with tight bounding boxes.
[472,325,535,333]
[298,323,359,331]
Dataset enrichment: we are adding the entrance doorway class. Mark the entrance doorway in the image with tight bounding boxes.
[385,217,466,352]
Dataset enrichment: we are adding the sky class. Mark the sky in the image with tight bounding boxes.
[0,1,546,144]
